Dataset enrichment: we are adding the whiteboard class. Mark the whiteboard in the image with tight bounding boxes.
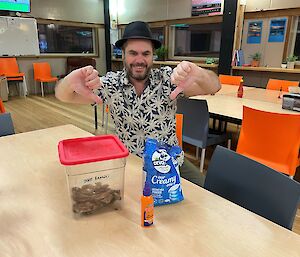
[0,16,40,56]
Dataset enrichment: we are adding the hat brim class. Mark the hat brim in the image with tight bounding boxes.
[115,37,162,49]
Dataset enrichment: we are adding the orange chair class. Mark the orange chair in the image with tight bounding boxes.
[33,62,58,97]
[0,58,27,96]
[176,113,183,148]
[0,98,5,113]
[219,74,243,86]
[266,79,299,92]
[236,106,300,177]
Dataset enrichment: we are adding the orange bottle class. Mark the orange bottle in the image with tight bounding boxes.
[278,86,283,99]
[141,183,154,227]
[237,79,244,98]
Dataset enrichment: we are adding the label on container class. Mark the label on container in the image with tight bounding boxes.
[143,203,154,226]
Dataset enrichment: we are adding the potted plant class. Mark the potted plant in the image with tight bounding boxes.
[286,55,298,69]
[281,60,287,69]
[155,46,168,61]
[249,52,261,67]
[205,57,215,65]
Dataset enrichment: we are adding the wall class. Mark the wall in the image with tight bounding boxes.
[116,0,192,24]
[13,0,106,95]
[245,0,300,12]
[30,0,104,23]
[115,0,299,24]
[241,17,288,68]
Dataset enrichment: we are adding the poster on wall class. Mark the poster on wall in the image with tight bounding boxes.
[191,0,223,16]
[268,18,287,43]
[247,21,262,44]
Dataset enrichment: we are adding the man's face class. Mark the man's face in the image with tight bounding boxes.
[123,39,154,81]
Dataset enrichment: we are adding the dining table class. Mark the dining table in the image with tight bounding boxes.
[0,124,300,257]
[191,84,299,124]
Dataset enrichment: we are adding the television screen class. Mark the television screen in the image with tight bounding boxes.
[0,0,30,13]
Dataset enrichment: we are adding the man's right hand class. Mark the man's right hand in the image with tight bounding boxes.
[56,65,102,104]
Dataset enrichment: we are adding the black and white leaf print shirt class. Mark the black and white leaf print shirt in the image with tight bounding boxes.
[98,66,182,160]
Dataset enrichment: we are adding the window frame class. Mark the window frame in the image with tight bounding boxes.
[287,16,300,62]
[167,16,223,61]
[36,19,101,57]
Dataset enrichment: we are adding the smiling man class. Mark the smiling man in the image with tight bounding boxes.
[55,21,220,185]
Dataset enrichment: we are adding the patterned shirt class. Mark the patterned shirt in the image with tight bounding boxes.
[98,66,181,158]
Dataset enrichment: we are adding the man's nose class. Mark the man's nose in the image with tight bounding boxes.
[135,54,146,62]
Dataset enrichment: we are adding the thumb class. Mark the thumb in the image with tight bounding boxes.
[91,94,103,104]
[75,84,103,104]
[170,86,183,100]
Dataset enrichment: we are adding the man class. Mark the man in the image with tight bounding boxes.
[55,21,220,185]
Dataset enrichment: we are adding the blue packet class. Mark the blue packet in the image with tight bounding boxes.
[143,138,184,206]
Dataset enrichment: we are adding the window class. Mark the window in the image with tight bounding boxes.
[170,23,222,59]
[151,27,165,45]
[37,23,97,55]
[293,17,300,59]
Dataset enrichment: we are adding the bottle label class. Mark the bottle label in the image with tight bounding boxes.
[143,204,154,226]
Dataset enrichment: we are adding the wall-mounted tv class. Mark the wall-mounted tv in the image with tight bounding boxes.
[0,0,31,13]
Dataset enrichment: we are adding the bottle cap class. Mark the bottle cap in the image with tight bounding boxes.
[143,183,151,196]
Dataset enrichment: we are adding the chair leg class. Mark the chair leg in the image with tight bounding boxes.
[22,76,28,97]
[34,80,37,95]
[105,104,109,134]
[101,104,105,127]
[227,139,231,149]
[200,148,206,173]
[196,147,199,159]
[41,82,44,97]
[94,105,98,130]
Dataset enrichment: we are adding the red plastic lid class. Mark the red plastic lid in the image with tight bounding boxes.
[58,134,129,165]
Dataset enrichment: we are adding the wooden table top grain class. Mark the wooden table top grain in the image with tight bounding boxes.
[0,124,300,257]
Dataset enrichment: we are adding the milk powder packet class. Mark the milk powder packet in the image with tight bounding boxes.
[143,138,184,206]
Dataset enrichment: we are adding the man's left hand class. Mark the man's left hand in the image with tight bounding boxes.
[170,61,201,100]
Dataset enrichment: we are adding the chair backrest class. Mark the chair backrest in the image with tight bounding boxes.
[0,58,20,76]
[0,98,5,113]
[33,62,52,80]
[0,113,15,136]
[175,113,183,148]
[177,98,209,147]
[219,74,243,86]
[204,146,300,230]
[266,79,299,92]
[66,57,96,74]
[236,106,300,176]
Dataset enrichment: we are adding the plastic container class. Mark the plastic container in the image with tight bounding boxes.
[58,135,129,216]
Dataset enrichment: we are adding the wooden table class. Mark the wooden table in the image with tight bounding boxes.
[232,66,300,74]
[191,84,299,123]
[1,124,300,257]
[215,84,254,95]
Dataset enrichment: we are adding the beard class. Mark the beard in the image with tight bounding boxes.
[124,62,152,81]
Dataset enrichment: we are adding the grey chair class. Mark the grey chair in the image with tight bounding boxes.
[0,113,15,137]
[177,98,231,173]
[204,146,300,230]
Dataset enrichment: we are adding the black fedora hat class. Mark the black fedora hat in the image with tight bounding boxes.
[115,21,162,49]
